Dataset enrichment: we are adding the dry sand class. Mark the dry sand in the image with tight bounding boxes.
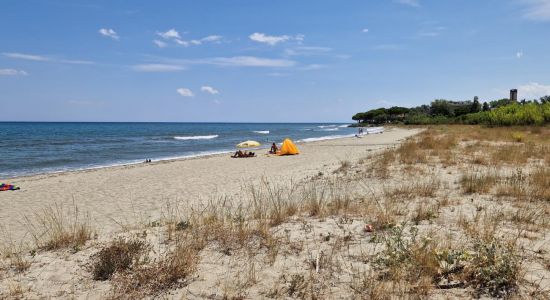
[0,127,421,244]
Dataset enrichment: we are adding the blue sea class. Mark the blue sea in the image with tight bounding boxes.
[0,122,356,178]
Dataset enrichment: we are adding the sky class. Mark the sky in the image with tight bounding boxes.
[1,0,550,122]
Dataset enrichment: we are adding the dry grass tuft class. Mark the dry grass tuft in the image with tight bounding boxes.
[25,202,93,251]
[460,168,498,194]
[92,238,147,281]
[111,235,200,298]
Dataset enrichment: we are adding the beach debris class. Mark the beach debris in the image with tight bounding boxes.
[364,224,374,232]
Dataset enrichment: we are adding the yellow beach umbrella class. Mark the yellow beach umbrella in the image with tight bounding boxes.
[236,140,261,148]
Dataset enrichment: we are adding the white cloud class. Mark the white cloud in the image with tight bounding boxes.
[98,28,119,40]
[158,28,181,39]
[0,68,28,76]
[300,64,326,71]
[521,0,550,21]
[516,51,524,58]
[153,40,168,48]
[419,31,440,37]
[132,64,185,72]
[201,86,219,94]
[2,52,93,64]
[174,39,190,47]
[210,56,296,67]
[518,82,550,98]
[249,32,291,45]
[395,0,420,6]
[176,88,194,97]
[362,28,369,33]
[201,35,222,42]
[2,52,48,61]
[155,29,222,48]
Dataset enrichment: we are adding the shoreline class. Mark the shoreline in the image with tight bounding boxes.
[2,131,363,181]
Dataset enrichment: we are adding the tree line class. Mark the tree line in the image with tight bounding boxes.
[352,96,550,126]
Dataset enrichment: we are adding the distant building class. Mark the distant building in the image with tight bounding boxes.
[510,89,518,101]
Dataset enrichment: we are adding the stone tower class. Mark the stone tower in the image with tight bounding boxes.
[510,89,518,102]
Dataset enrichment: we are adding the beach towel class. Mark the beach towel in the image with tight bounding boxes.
[0,183,20,191]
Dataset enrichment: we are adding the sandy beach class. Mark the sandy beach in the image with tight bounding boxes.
[1,125,549,299]
[0,127,420,244]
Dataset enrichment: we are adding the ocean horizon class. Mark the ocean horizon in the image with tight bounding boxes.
[0,122,357,178]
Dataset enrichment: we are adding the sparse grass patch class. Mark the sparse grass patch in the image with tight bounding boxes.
[334,160,351,174]
[460,168,498,194]
[412,201,439,224]
[24,203,93,251]
[111,235,200,298]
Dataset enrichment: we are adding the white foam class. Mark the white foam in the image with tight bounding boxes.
[253,130,270,134]
[321,128,339,131]
[317,125,337,128]
[298,134,355,143]
[338,124,351,128]
[174,135,218,140]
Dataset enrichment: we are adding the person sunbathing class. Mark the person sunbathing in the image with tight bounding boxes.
[232,150,244,158]
[269,143,278,154]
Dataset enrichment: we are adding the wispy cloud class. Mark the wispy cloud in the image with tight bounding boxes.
[201,86,219,94]
[200,35,223,43]
[516,51,524,58]
[300,64,326,71]
[176,88,194,97]
[518,82,550,98]
[3,52,48,61]
[98,28,119,40]
[211,56,295,67]
[283,46,332,57]
[394,0,420,7]
[153,40,168,48]
[158,28,181,39]
[362,28,369,33]
[249,32,303,46]
[417,26,446,38]
[132,64,185,72]
[155,29,223,48]
[2,52,93,64]
[521,0,550,21]
[0,68,28,76]
[143,55,296,69]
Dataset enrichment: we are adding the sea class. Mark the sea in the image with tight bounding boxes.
[0,122,358,178]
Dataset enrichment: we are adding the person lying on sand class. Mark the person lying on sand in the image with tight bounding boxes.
[231,150,256,158]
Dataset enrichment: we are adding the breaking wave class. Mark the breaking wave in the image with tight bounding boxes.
[174,135,219,140]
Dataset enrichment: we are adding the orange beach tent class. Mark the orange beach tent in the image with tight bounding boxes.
[278,138,300,155]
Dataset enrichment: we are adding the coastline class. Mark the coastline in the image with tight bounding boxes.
[0,127,420,244]
[0,131,360,180]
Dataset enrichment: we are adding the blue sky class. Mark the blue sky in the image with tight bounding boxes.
[1,0,550,122]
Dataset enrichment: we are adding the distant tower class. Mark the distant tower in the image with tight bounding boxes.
[510,89,518,101]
